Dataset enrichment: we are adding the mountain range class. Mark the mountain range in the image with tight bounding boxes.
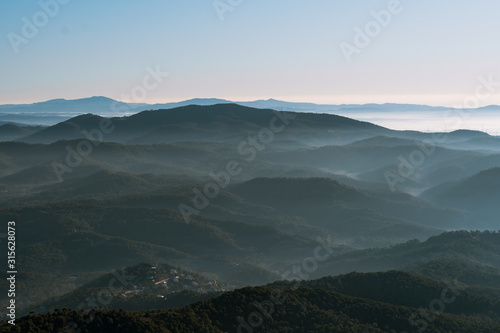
[2,96,500,126]
[1,102,499,331]
[6,268,500,332]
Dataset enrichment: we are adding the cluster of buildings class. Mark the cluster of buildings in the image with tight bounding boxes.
[121,266,230,299]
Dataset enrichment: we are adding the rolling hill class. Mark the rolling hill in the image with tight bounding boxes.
[4,270,500,332]
[230,177,467,233]
[311,230,500,290]
[17,104,389,144]
[1,103,500,327]
[0,123,43,141]
[421,167,500,228]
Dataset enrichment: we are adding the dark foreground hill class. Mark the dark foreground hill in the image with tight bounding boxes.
[2,271,500,332]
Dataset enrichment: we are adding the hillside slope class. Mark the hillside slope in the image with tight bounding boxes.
[421,167,500,227]
[4,271,500,332]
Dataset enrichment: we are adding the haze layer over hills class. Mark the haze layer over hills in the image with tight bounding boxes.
[1,103,499,331]
[2,96,500,134]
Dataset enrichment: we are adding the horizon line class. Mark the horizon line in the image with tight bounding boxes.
[2,95,500,110]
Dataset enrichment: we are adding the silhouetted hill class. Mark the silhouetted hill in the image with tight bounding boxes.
[446,129,491,140]
[4,271,500,332]
[0,96,144,114]
[231,177,466,233]
[0,96,457,115]
[0,140,233,185]
[0,195,315,307]
[275,271,500,317]
[18,104,389,144]
[2,99,500,332]
[21,114,106,143]
[458,136,500,151]
[421,167,500,227]
[23,263,226,315]
[313,230,500,289]
[261,142,500,192]
[405,259,500,292]
[347,135,419,147]
[0,123,43,141]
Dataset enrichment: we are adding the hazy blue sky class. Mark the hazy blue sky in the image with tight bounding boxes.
[1,0,499,106]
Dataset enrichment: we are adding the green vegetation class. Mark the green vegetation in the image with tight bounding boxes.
[2,271,500,332]
[1,105,500,331]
